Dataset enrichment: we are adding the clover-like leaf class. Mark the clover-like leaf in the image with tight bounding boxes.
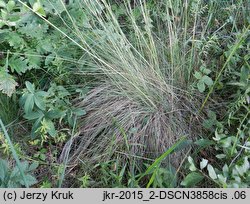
[194,71,202,80]
[202,75,213,86]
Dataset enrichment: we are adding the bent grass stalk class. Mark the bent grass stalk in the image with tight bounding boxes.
[137,136,187,187]
[230,110,249,156]
[0,118,29,187]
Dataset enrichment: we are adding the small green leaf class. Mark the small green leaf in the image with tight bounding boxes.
[24,111,44,120]
[0,0,6,8]
[73,108,86,116]
[197,81,205,92]
[188,156,196,171]
[4,32,24,49]
[25,81,35,93]
[0,72,18,97]
[207,164,217,179]
[9,56,29,74]
[20,175,37,186]
[200,158,208,170]
[202,68,211,75]
[24,94,35,114]
[235,157,249,176]
[34,95,46,111]
[33,1,46,17]
[36,91,48,97]
[39,153,46,161]
[181,172,204,187]
[213,129,224,141]
[208,111,217,120]
[27,54,41,69]
[202,75,213,86]
[222,164,229,177]
[218,174,227,185]
[216,154,226,159]
[6,1,15,12]
[19,161,29,172]
[45,119,57,137]
[31,117,43,138]
[220,137,233,148]
[28,162,39,172]
[194,71,202,79]
[46,109,66,119]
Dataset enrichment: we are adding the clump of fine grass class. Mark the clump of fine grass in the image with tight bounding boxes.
[18,0,208,166]
[69,84,196,163]
[57,0,207,166]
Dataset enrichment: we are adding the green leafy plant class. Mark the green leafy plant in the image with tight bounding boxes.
[78,173,91,188]
[40,180,52,188]
[0,159,38,187]
[0,0,85,97]
[194,65,213,93]
[183,95,250,187]
[0,69,18,97]
[138,137,189,188]
[20,81,85,138]
[93,160,133,188]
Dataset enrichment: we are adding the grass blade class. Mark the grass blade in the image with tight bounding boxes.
[137,136,187,185]
[58,117,77,187]
[0,118,29,187]
[199,25,250,112]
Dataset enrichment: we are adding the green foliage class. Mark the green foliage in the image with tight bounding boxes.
[20,81,85,138]
[194,65,213,93]
[40,180,52,188]
[32,1,46,17]
[0,92,18,124]
[0,159,38,187]
[138,137,189,188]
[202,111,223,130]
[93,161,129,187]
[90,137,190,188]
[0,0,249,188]
[145,165,177,188]
[0,0,86,97]
[78,173,91,188]
[184,64,250,187]
[0,132,22,156]
[0,70,18,97]
[181,172,204,188]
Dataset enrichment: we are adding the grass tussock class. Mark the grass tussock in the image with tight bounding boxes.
[62,0,205,165]
[68,84,198,165]
[1,0,249,187]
